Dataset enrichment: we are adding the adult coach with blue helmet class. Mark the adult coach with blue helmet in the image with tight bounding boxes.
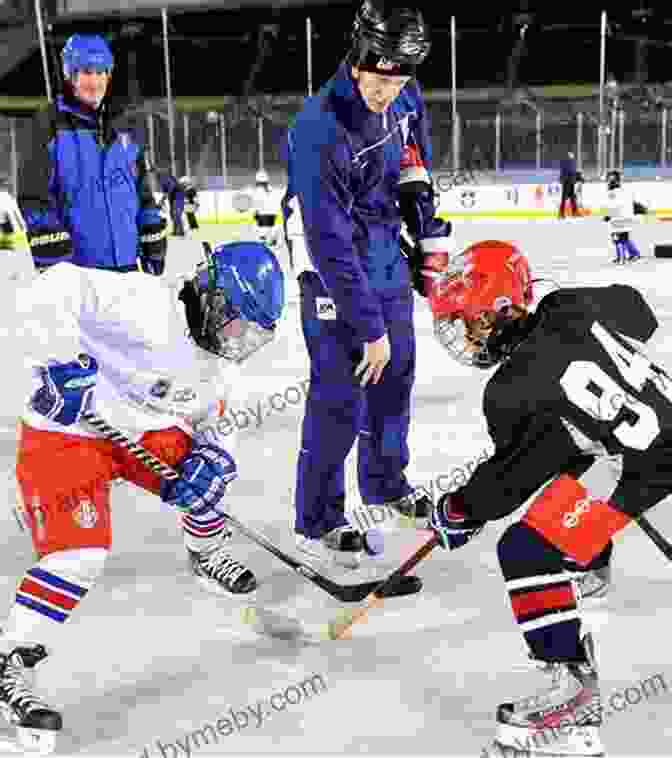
[285,0,453,569]
[20,34,166,274]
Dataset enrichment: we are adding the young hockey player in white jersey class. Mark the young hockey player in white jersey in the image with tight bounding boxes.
[252,170,281,248]
[604,169,646,263]
[2,241,284,753]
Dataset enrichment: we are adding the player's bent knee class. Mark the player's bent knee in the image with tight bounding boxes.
[522,474,631,566]
[497,521,565,578]
[37,547,109,587]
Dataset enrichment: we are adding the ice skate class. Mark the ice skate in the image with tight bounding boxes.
[187,539,258,595]
[494,634,604,757]
[575,565,610,604]
[0,644,61,755]
[296,525,364,569]
[384,486,433,527]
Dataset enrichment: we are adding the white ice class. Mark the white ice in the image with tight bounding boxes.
[0,219,671,757]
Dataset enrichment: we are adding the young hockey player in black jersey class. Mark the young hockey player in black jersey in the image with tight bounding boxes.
[425,239,670,756]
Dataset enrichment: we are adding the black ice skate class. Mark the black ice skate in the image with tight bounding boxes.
[0,644,62,755]
[385,487,432,527]
[493,634,604,757]
[296,526,364,569]
[188,544,257,595]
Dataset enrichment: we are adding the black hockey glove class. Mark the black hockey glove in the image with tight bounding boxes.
[139,218,168,276]
[23,207,73,271]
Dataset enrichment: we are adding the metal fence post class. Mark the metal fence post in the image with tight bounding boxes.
[219,113,228,187]
[183,112,190,179]
[495,113,501,173]
[9,117,18,197]
[661,108,667,169]
[576,111,583,172]
[147,113,156,168]
[536,111,542,169]
[618,109,624,171]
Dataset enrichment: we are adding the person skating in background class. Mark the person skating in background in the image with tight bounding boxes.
[559,151,578,219]
[19,34,167,274]
[158,170,186,237]
[284,0,452,569]
[252,169,281,248]
[604,169,647,264]
[180,176,200,231]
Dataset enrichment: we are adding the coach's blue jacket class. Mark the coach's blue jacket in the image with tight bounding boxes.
[25,93,161,271]
[285,62,442,343]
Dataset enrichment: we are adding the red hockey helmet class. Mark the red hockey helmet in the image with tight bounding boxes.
[429,240,534,368]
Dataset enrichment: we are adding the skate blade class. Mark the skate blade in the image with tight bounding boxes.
[495,721,604,757]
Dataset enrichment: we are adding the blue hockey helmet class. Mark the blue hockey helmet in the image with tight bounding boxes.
[62,34,114,79]
[181,241,285,362]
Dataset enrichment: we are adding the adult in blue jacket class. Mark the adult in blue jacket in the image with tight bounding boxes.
[20,34,166,274]
[285,0,452,568]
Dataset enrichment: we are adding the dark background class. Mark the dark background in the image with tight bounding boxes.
[0,1,671,97]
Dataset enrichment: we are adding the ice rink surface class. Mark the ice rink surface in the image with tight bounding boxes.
[1,217,672,756]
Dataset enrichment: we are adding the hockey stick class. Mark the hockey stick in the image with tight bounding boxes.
[80,412,387,603]
[635,514,672,561]
[323,532,439,640]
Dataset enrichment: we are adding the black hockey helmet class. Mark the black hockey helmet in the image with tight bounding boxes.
[349,0,431,76]
[607,169,621,190]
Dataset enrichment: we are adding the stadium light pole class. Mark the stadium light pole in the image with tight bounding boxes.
[306,16,313,97]
[34,0,53,103]
[161,7,177,178]
[451,16,459,170]
[598,10,607,177]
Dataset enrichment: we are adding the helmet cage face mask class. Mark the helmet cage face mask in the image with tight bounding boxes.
[432,244,532,369]
[193,250,276,363]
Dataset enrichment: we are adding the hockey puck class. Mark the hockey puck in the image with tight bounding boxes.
[375,574,422,598]
[363,528,384,556]
[654,244,672,258]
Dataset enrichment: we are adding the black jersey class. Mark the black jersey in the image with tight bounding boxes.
[460,284,672,521]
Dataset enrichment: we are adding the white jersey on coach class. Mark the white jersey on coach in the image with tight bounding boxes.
[15,264,243,447]
[605,185,636,233]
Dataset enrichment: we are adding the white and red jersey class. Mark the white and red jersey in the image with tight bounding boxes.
[15,263,243,448]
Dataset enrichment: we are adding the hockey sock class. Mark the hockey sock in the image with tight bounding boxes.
[498,522,584,662]
[3,548,106,649]
[182,511,231,553]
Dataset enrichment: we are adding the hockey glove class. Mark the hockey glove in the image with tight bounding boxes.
[139,215,168,276]
[23,207,73,270]
[429,492,485,550]
[160,444,237,517]
[31,354,97,426]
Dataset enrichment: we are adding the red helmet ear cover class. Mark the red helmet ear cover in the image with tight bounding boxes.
[429,240,533,322]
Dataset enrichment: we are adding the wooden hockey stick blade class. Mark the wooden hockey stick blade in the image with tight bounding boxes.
[636,514,672,561]
[80,412,384,603]
[324,532,440,640]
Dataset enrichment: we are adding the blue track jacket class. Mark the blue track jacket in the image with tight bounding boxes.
[286,63,439,344]
[25,94,162,270]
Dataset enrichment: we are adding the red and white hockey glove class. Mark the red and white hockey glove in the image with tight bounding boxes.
[429,493,486,550]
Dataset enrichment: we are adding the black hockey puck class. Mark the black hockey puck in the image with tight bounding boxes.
[654,244,672,258]
[375,574,422,598]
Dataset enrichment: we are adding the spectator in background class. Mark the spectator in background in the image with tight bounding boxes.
[19,33,167,274]
[559,150,579,219]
